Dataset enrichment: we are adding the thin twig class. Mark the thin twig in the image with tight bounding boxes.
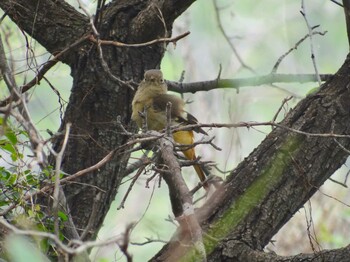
[331,0,343,7]
[271,31,327,73]
[76,0,99,36]
[118,165,146,210]
[94,0,107,29]
[171,121,350,139]
[95,39,134,90]
[328,178,348,188]
[52,123,71,236]
[119,224,134,262]
[300,1,322,86]
[0,133,164,216]
[0,34,17,93]
[80,192,102,240]
[89,31,190,48]
[212,0,255,73]
[131,238,168,246]
[271,96,293,124]
[123,153,152,176]
[0,216,125,255]
[0,34,90,107]
[166,102,172,137]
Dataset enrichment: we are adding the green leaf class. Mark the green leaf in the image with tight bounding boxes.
[5,131,18,145]
[58,211,68,222]
[0,142,18,161]
[98,258,110,262]
[8,173,18,185]
[0,167,11,179]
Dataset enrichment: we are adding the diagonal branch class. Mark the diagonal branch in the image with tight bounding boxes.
[0,0,89,63]
[154,130,206,261]
[151,54,350,261]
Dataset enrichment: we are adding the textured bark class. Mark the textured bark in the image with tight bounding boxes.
[0,0,195,241]
[213,241,350,262]
[152,56,350,261]
[0,0,89,64]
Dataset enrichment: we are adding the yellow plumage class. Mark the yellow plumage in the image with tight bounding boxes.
[131,69,207,186]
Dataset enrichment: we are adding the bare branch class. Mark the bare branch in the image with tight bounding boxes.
[300,1,322,86]
[271,96,293,124]
[271,31,327,73]
[117,165,146,210]
[0,34,17,93]
[154,130,206,261]
[167,73,333,94]
[0,34,90,107]
[123,153,152,176]
[119,223,134,262]
[172,121,350,139]
[0,216,126,256]
[52,123,71,236]
[0,133,162,216]
[212,0,254,73]
[131,238,167,246]
[80,192,102,241]
[90,31,190,48]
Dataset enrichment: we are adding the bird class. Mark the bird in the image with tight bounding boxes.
[131,69,208,187]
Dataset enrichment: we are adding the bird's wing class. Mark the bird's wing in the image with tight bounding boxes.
[184,111,208,135]
[153,94,207,135]
[152,94,184,117]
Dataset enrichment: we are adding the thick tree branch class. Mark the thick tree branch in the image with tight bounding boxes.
[167,73,333,93]
[152,55,350,261]
[0,0,89,63]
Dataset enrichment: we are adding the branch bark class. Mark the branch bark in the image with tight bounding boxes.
[152,55,350,261]
[215,241,350,261]
[155,132,206,261]
[167,73,333,94]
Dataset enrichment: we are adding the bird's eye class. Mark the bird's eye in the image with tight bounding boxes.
[160,79,164,83]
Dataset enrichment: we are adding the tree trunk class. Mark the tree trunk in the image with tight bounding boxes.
[152,56,350,261]
[0,0,195,240]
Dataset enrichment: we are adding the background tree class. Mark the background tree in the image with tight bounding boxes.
[0,0,350,261]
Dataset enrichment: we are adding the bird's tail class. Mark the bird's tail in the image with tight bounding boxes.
[173,130,209,189]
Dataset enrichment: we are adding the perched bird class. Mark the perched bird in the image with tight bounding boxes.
[131,69,208,186]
